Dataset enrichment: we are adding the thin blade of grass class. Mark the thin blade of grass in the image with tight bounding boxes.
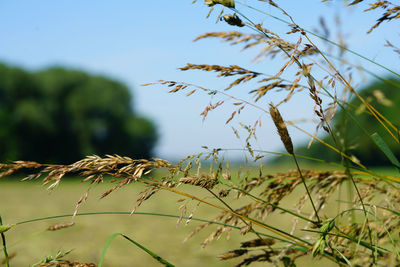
[371,132,400,168]
[98,233,175,267]
[0,216,9,267]
[14,211,297,246]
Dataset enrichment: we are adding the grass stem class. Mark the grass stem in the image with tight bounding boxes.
[98,233,175,267]
[0,216,9,267]
[292,154,321,224]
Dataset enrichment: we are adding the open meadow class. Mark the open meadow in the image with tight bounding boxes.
[0,164,349,267]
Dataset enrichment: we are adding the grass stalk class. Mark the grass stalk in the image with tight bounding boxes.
[292,154,321,224]
[0,216,9,267]
[14,211,297,246]
[98,233,175,267]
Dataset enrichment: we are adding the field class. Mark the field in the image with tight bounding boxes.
[0,164,344,267]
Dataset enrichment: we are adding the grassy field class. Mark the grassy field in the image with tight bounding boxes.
[2,163,389,266]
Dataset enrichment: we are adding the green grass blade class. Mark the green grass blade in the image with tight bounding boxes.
[14,211,310,246]
[371,132,400,168]
[334,248,352,266]
[14,211,298,245]
[0,216,9,267]
[98,233,175,267]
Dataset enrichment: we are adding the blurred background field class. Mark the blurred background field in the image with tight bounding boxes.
[0,163,348,267]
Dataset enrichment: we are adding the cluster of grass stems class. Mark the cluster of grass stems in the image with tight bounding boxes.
[1,0,400,266]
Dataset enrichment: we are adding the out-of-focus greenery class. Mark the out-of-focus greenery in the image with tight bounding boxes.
[296,77,400,166]
[0,63,157,163]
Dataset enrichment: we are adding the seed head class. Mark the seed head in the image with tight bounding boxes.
[218,249,248,260]
[205,0,235,8]
[47,222,75,231]
[223,14,245,27]
[269,103,294,154]
[241,238,276,248]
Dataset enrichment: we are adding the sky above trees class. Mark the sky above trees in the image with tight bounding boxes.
[0,1,398,160]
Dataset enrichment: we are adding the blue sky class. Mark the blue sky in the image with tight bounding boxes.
[0,1,398,160]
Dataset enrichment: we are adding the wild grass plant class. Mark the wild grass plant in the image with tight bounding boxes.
[1,0,400,266]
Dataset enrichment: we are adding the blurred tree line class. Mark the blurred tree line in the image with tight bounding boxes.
[296,77,400,166]
[0,63,157,164]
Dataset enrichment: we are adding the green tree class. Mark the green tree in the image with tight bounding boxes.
[297,78,400,166]
[0,63,157,163]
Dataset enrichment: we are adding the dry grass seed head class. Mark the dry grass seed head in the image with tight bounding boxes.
[223,14,245,27]
[184,212,227,243]
[194,29,316,63]
[73,191,89,217]
[241,238,275,248]
[218,249,248,260]
[47,222,75,231]
[201,101,224,121]
[236,251,278,266]
[204,0,235,8]
[38,261,96,267]
[0,161,42,178]
[179,64,261,91]
[237,170,347,220]
[385,40,400,56]
[179,174,218,189]
[131,186,159,214]
[364,1,400,33]
[269,103,294,154]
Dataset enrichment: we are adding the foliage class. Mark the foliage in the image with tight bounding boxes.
[0,64,157,163]
[296,77,400,166]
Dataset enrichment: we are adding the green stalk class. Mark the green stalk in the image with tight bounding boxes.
[340,102,356,224]
[13,211,350,264]
[292,154,321,224]
[14,211,296,246]
[12,208,355,266]
[341,109,375,263]
[0,216,9,267]
[98,233,174,267]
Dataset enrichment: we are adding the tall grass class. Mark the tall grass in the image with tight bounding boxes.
[1,1,400,266]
